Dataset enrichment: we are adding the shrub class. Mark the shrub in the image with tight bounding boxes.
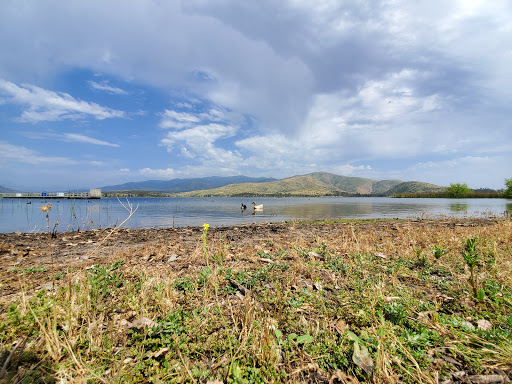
[446,183,473,198]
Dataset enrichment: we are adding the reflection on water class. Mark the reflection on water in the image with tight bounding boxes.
[0,197,510,233]
[450,203,468,213]
[281,201,374,218]
[506,203,512,217]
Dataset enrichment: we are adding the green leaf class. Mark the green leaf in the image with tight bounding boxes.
[296,335,314,345]
[347,330,362,343]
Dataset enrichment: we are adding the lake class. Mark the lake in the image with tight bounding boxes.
[0,197,510,233]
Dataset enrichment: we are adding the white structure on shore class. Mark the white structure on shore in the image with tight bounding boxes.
[0,188,102,199]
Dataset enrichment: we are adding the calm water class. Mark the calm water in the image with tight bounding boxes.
[0,197,510,233]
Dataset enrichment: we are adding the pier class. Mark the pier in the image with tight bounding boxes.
[0,189,102,199]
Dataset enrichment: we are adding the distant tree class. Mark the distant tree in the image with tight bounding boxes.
[505,178,512,199]
[446,183,473,198]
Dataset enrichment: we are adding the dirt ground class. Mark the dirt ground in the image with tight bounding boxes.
[0,217,501,303]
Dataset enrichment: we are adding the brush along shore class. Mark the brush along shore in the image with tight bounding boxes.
[0,218,511,383]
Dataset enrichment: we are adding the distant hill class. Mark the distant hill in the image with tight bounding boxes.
[172,172,443,197]
[0,185,16,193]
[386,181,446,195]
[101,176,277,193]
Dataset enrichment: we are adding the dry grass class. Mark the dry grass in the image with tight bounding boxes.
[1,218,511,383]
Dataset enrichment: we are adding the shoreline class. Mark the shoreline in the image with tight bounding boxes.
[1,217,511,382]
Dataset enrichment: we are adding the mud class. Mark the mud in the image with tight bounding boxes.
[0,218,501,303]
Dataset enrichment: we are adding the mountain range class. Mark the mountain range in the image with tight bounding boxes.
[0,185,16,193]
[101,172,446,197]
[101,176,276,193]
[1,173,447,197]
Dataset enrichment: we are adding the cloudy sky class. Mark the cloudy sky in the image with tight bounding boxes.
[1,0,511,191]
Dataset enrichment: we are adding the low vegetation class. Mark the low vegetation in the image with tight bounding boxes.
[505,178,512,199]
[446,183,473,199]
[1,216,511,383]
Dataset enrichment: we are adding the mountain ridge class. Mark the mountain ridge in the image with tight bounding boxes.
[170,172,445,197]
[0,185,17,193]
[101,176,277,193]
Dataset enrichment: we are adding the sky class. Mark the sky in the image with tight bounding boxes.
[1,0,511,191]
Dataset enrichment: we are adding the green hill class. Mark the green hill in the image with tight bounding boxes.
[173,172,440,197]
[101,176,276,193]
[386,181,446,195]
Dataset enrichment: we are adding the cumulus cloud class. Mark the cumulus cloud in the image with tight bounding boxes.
[161,123,242,168]
[0,79,126,122]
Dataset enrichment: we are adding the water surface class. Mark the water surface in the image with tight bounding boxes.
[0,197,510,233]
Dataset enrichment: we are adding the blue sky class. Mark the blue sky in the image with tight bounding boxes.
[1,0,511,191]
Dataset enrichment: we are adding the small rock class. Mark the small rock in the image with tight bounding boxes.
[313,282,323,291]
[167,254,179,262]
[462,321,475,330]
[308,251,321,259]
[119,319,131,328]
[127,317,157,329]
[468,374,507,384]
[452,371,466,379]
[477,319,492,330]
[43,282,56,291]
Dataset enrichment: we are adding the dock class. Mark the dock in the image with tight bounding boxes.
[0,189,102,199]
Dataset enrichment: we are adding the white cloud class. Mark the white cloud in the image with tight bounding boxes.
[20,131,120,147]
[139,168,176,178]
[162,123,242,168]
[88,80,128,95]
[0,140,77,165]
[159,110,201,129]
[62,133,120,147]
[0,140,106,167]
[158,107,237,130]
[0,79,126,123]
[162,123,237,151]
